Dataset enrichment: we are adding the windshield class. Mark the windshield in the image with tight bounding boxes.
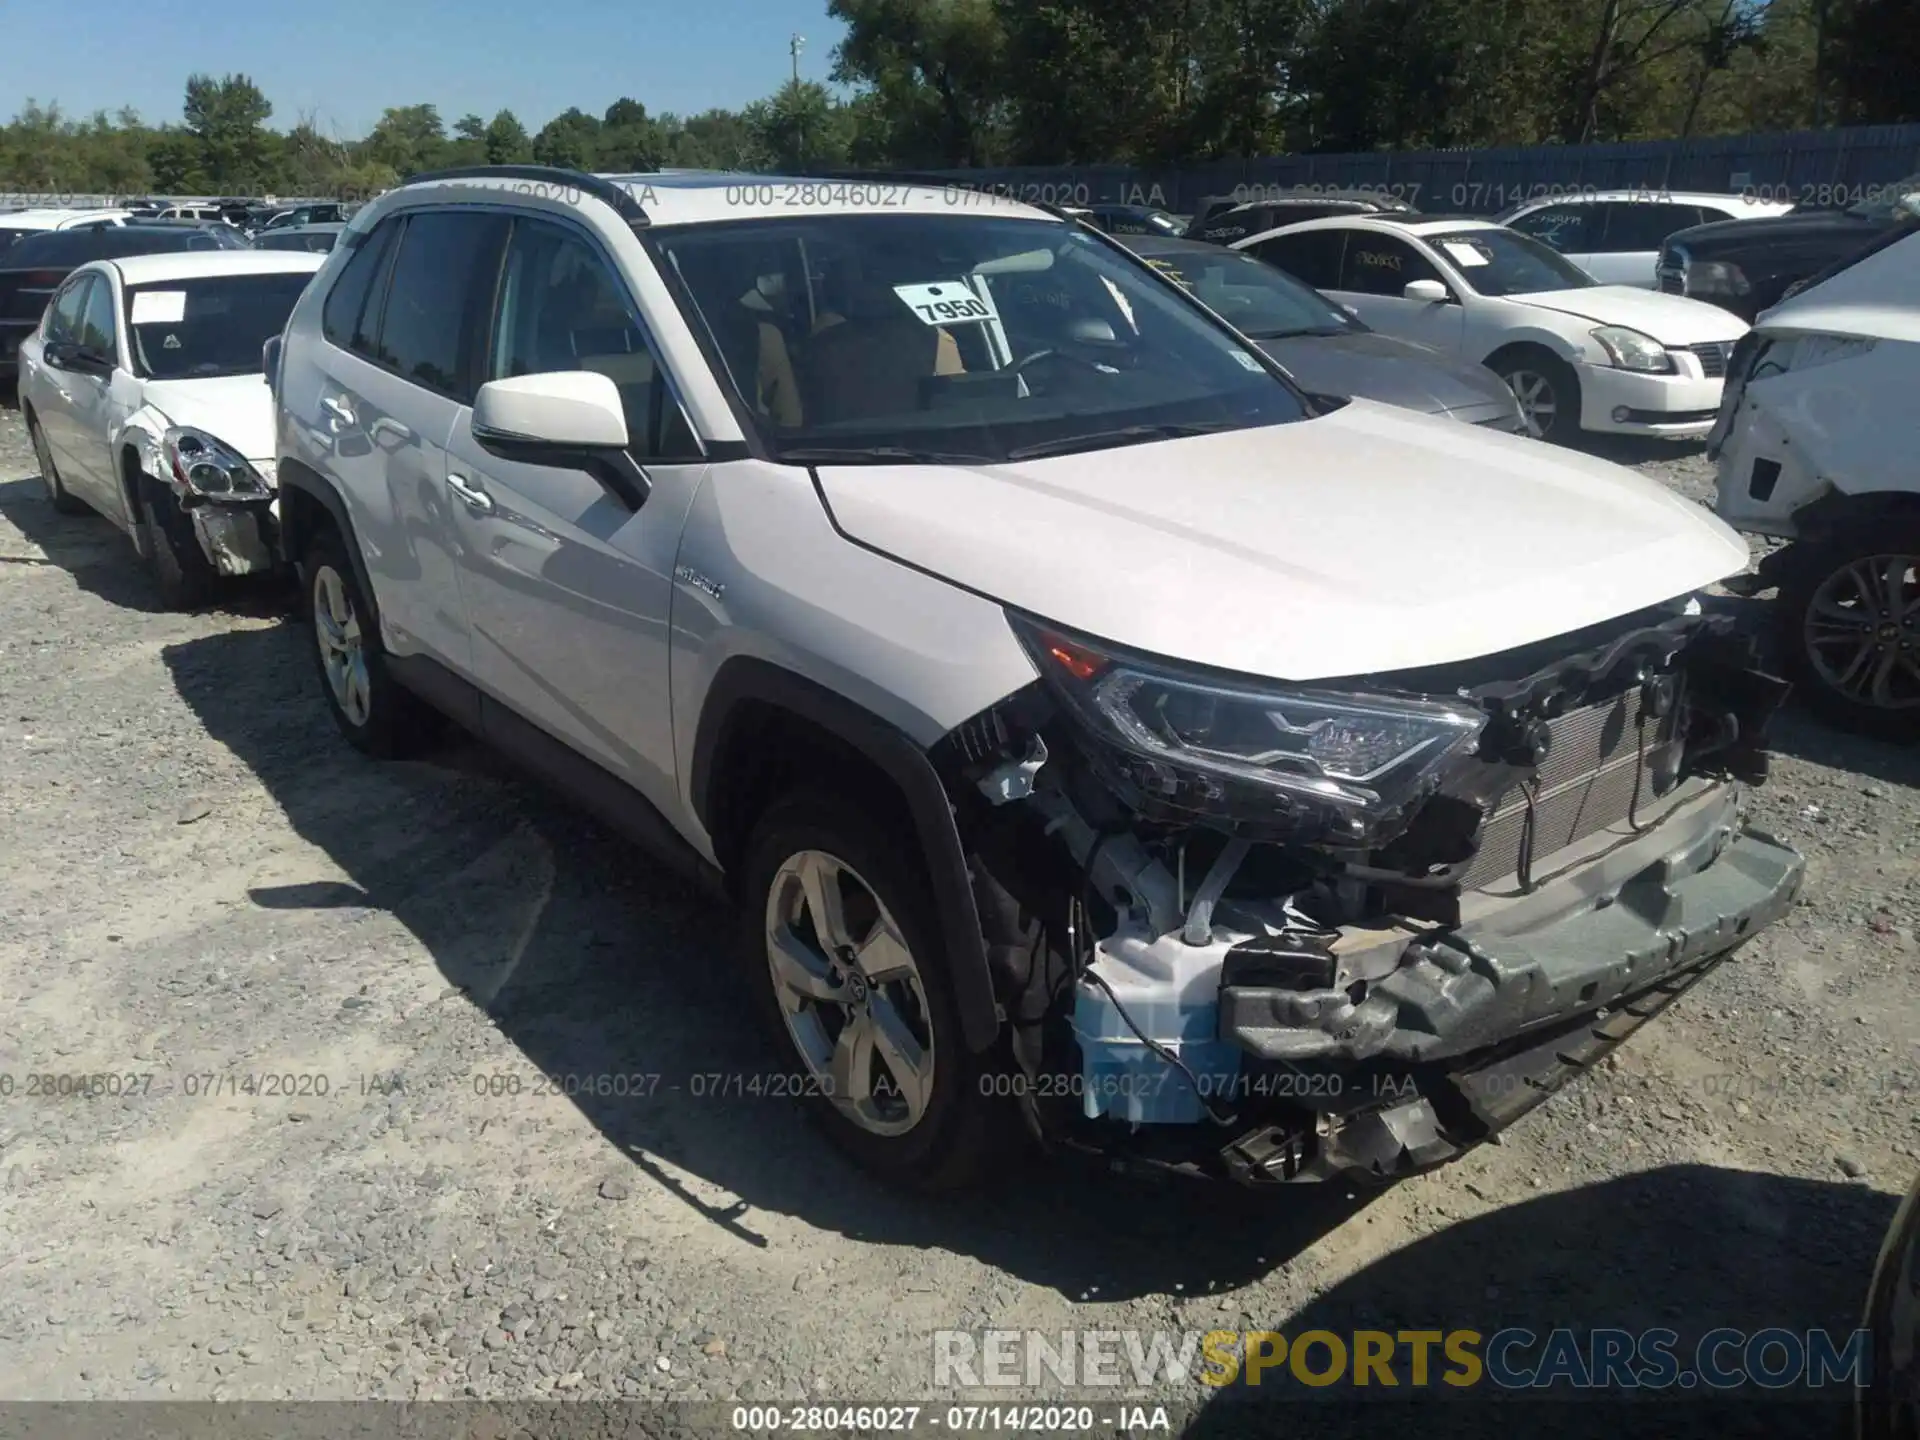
[125,271,313,379]
[1135,247,1357,339]
[650,213,1308,463]
[1848,175,1920,222]
[1430,228,1596,295]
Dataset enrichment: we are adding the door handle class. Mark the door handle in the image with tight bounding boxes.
[320,395,356,430]
[447,473,494,515]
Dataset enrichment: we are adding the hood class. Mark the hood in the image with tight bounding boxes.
[1257,331,1517,418]
[1517,285,1748,345]
[1755,230,1920,345]
[138,374,276,461]
[812,400,1749,681]
[1668,208,1892,251]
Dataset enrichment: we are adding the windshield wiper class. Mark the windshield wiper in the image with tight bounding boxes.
[779,444,996,465]
[1248,325,1348,339]
[1005,421,1233,462]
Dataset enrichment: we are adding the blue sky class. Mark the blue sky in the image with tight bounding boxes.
[1,0,849,138]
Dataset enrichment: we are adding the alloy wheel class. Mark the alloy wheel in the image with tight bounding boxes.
[312,564,372,727]
[764,849,936,1137]
[1804,553,1920,710]
[1504,369,1557,439]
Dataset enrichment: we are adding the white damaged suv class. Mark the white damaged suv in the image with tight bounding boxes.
[269,167,1805,1190]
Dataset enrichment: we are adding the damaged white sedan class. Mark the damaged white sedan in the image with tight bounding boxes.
[17,249,324,607]
[1709,228,1920,737]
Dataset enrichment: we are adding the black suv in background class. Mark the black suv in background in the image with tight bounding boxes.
[1657,175,1920,321]
[0,225,235,381]
[1185,189,1418,244]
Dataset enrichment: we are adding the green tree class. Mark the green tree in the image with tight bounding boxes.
[182,73,273,187]
[360,104,448,177]
[484,110,533,164]
[531,106,602,168]
[830,0,1011,165]
[745,81,854,169]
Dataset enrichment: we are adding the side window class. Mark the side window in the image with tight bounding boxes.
[76,274,117,357]
[1336,233,1440,296]
[1510,204,1597,253]
[487,217,698,460]
[372,210,510,401]
[1598,202,1707,252]
[45,276,91,344]
[1248,230,1346,290]
[322,217,400,353]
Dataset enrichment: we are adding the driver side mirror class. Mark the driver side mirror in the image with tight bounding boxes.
[471,371,651,510]
[1403,279,1451,304]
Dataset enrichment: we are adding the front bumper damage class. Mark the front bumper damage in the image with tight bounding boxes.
[945,599,1803,1187]
[188,495,279,576]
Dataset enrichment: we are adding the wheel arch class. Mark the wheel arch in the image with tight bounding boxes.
[691,655,1003,1054]
[276,457,383,631]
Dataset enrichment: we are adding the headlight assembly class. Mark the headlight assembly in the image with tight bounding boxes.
[1008,615,1487,847]
[1591,325,1675,373]
[163,426,273,500]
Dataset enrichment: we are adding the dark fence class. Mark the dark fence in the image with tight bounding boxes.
[914,123,1920,216]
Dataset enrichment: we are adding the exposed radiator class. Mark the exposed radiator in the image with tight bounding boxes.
[1462,685,1674,890]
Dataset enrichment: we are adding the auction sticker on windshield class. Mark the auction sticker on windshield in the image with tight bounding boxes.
[1440,240,1492,268]
[893,281,999,327]
[130,290,188,324]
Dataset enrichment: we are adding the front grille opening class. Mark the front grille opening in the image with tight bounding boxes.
[1689,341,1732,378]
[1461,684,1677,890]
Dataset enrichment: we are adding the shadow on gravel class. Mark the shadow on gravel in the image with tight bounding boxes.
[0,476,287,616]
[160,620,1360,1304]
[1182,1162,1896,1439]
[1765,707,1920,790]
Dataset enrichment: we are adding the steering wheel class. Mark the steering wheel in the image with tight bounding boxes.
[1008,347,1109,376]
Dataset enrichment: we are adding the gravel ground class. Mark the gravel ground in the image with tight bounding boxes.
[0,403,1914,1427]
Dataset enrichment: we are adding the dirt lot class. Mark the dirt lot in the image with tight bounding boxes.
[0,402,1915,1426]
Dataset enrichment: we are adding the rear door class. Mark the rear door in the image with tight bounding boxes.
[27,273,95,476]
[312,209,509,675]
[441,212,706,811]
[1589,202,1708,287]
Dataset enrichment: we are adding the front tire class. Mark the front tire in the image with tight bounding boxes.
[29,416,86,515]
[138,478,218,610]
[303,527,435,757]
[1778,525,1920,741]
[1494,349,1581,444]
[740,789,1017,1190]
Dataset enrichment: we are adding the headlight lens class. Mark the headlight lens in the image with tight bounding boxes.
[1591,325,1675,373]
[163,426,272,499]
[1687,260,1750,298]
[1009,615,1487,846]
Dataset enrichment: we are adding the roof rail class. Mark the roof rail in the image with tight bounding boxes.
[399,165,651,226]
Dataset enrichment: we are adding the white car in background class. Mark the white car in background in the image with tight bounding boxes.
[0,208,136,252]
[1498,190,1796,287]
[1237,216,1749,443]
[1709,227,1920,738]
[16,249,323,607]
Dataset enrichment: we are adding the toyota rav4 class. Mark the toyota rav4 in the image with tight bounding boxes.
[267,166,1805,1191]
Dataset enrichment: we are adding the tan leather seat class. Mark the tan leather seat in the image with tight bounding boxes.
[798,298,964,428]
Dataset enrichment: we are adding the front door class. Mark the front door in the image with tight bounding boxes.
[443,214,706,813]
[1328,231,1468,353]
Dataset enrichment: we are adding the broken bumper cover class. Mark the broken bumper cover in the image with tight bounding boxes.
[189,495,279,577]
[1223,785,1804,1067]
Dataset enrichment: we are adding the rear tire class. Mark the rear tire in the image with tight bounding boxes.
[740,788,1019,1191]
[29,416,87,515]
[1777,525,1920,741]
[1493,348,1581,444]
[138,477,218,610]
[303,526,436,757]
